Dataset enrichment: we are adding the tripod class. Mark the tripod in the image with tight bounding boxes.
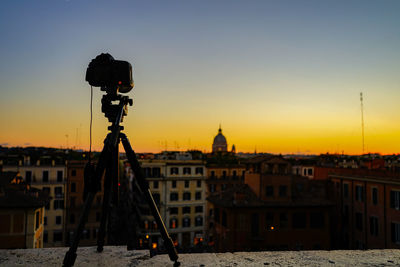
[63,91,180,267]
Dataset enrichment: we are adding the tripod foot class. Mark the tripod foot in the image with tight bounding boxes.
[63,250,77,267]
[173,261,181,267]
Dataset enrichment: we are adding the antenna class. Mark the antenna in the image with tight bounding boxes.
[360,92,365,155]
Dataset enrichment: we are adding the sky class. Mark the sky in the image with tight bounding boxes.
[1,0,400,155]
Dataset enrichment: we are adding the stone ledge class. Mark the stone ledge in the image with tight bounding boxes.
[0,247,400,266]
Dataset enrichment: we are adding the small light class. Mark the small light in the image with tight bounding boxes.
[152,243,157,249]
[146,234,149,239]
[118,183,121,186]
[118,81,122,85]
[270,226,275,230]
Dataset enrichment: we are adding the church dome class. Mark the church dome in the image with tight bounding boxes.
[212,126,228,152]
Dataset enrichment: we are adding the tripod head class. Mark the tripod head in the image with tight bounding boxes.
[101,87,133,126]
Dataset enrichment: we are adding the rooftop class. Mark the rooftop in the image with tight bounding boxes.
[0,247,399,266]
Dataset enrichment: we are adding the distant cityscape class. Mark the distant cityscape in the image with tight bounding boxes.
[1,126,400,252]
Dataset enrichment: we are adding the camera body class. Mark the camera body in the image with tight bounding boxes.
[85,53,134,93]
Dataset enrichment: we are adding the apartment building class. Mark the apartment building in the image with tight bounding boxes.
[2,155,66,247]
[330,174,400,249]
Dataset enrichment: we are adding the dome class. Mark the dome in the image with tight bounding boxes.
[212,126,228,152]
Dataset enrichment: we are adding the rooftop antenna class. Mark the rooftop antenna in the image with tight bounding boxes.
[360,92,365,155]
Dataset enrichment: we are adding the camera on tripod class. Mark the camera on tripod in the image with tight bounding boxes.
[85,53,134,94]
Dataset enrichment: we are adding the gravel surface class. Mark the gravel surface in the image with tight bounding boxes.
[0,247,399,266]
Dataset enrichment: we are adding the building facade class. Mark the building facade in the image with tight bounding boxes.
[2,156,67,247]
[330,174,400,249]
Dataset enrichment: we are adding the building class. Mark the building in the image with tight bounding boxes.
[65,160,105,246]
[126,152,207,251]
[212,126,228,153]
[330,173,400,249]
[0,172,47,248]
[1,155,67,247]
[207,156,334,252]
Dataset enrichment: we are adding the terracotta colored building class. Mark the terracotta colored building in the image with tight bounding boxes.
[65,160,105,246]
[330,173,400,249]
[207,156,334,252]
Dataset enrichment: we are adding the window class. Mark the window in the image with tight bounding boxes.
[195,206,203,213]
[153,181,159,189]
[184,180,190,188]
[279,185,287,197]
[152,167,161,177]
[197,180,201,188]
[195,192,202,200]
[182,218,191,227]
[370,217,378,236]
[70,197,76,208]
[209,184,215,193]
[183,207,191,214]
[390,191,400,210]
[56,216,62,225]
[210,171,215,178]
[372,188,378,205]
[222,171,227,178]
[172,180,177,188]
[221,184,227,190]
[280,213,288,228]
[183,167,191,175]
[54,200,64,210]
[71,182,76,193]
[310,213,324,228]
[45,201,50,210]
[143,167,151,177]
[25,171,32,184]
[266,213,274,228]
[42,171,49,182]
[222,211,227,227]
[71,170,76,176]
[170,167,179,175]
[266,186,274,197]
[57,171,63,182]
[343,183,349,198]
[170,193,178,201]
[308,168,313,176]
[392,223,400,244]
[251,213,259,236]
[293,213,306,229]
[195,216,203,226]
[356,212,363,231]
[214,208,220,223]
[183,192,191,200]
[170,218,178,229]
[233,170,237,178]
[55,187,63,198]
[93,229,98,239]
[195,167,203,175]
[355,185,364,202]
[170,207,178,215]
[53,232,63,242]
[96,212,101,222]
[70,214,75,224]
[43,232,48,243]
[44,216,47,226]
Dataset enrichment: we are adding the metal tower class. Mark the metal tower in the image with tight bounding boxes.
[360,92,365,154]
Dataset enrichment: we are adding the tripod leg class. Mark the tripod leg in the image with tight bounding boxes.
[63,192,96,267]
[63,136,112,267]
[96,158,113,252]
[120,133,180,266]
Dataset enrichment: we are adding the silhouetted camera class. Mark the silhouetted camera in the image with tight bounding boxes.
[86,53,134,93]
